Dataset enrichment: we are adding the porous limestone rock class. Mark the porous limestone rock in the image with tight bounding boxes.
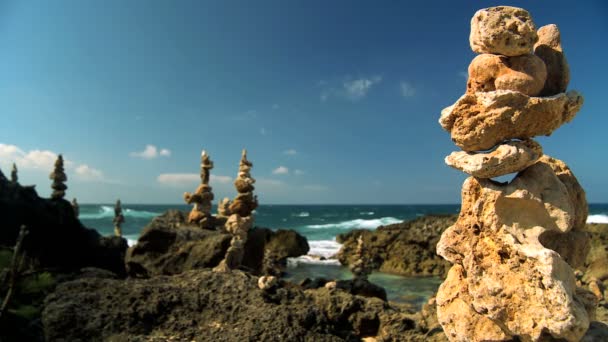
[214,214,253,272]
[436,157,592,340]
[229,150,258,217]
[183,150,215,228]
[470,6,538,56]
[467,53,547,96]
[534,24,570,96]
[258,275,278,291]
[445,139,542,178]
[439,90,583,151]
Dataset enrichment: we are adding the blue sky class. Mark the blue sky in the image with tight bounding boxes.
[0,0,607,204]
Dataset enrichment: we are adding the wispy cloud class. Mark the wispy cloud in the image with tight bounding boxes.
[320,75,382,102]
[260,128,267,136]
[301,184,329,191]
[157,173,233,186]
[283,149,297,156]
[272,104,280,110]
[272,166,289,175]
[400,82,416,98]
[257,178,285,187]
[458,71,468,79]
[130,145,171,159]
[0,143,107,183]
[294,169,305,175]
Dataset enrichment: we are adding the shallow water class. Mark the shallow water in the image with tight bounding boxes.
[284,262,442,308]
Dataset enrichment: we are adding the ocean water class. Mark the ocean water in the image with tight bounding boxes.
[79,203,608,305]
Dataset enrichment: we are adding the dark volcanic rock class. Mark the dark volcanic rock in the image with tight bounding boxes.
[336,215,457,278]
[125,210,310,277]
[42,269,430,341]
[0,170,127,275]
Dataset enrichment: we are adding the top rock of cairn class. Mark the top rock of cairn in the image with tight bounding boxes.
[470,6,538,56]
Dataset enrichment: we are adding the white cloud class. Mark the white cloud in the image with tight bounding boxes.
[157,173,232,186]
[283,149,297,156]
[75,164,104,181]
[294,169,305,175]
[344,76,382,100]
[130,145,171,159]
[0,143,105,183]
[320,75,382,102]
[400,82,416,97]
[260,128,267,136]
[272,166,289,175]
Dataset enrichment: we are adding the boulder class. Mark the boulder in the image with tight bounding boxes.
[535,24,570,96]
[469,6,538,56]
[337,215,456,278]
[439,90,583,151]
[125,210,309,277]
[436,157,592,341]
[467,53,547,96]
[445,139,543,178]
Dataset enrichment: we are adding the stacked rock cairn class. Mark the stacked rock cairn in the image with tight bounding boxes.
[10,163,18,183]
[71,198,80,218]
[350,235,372,281]
[113,199,124,237]
[49,155,67,200]
[214,150,257,272]
[184,150,215,229]
[435,6,594,341]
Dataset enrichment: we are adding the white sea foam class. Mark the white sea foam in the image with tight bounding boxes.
[287,256,341,266]
[124,235,139,247]
[306,217,402,230]
[80,206,160,220]
[292,212,310,217]
[588,214,608,224]
[359,211,374,215]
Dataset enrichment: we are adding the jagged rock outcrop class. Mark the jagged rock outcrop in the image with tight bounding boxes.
[125,210,309,277]
[436,6,593,341]
[42,269,428,341]
[0,166,127,276]
[337,215,456,278]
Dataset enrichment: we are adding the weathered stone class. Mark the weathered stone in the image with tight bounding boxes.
[49,154,67,200]
[183,150,215,228]
[445,139,542,178]
[439,90,583,151]
[467,53,547,96]
[535,24,570,96]
[470,6,538,56]
[436,157,591,341]
[258,275,278,291]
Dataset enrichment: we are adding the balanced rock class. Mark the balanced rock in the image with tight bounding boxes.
[436,157,592,340]
[445,139,543,178]
[467,53,547,96]
[470,6,538,56]
[439,90,583,151]
[535,24,570,96]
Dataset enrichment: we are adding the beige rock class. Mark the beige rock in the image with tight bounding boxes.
[534,24,570,96]
[258,275,278,291]
[436,157,591,341]
[589,278,603,301]
[324,281,337,290]
[470,6,538,56]
[445,139,542,178]
[439,90,583,151]
[467,54,547,96]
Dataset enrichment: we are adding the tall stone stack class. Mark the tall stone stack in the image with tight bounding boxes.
[49,155,67,200]
[214,150,258,272]
[10,163,18,183]
[350,235,372,281]
[229,149,258,217]
[436,6,593,341]
[113,199,124,237]
[184,150,215,229]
